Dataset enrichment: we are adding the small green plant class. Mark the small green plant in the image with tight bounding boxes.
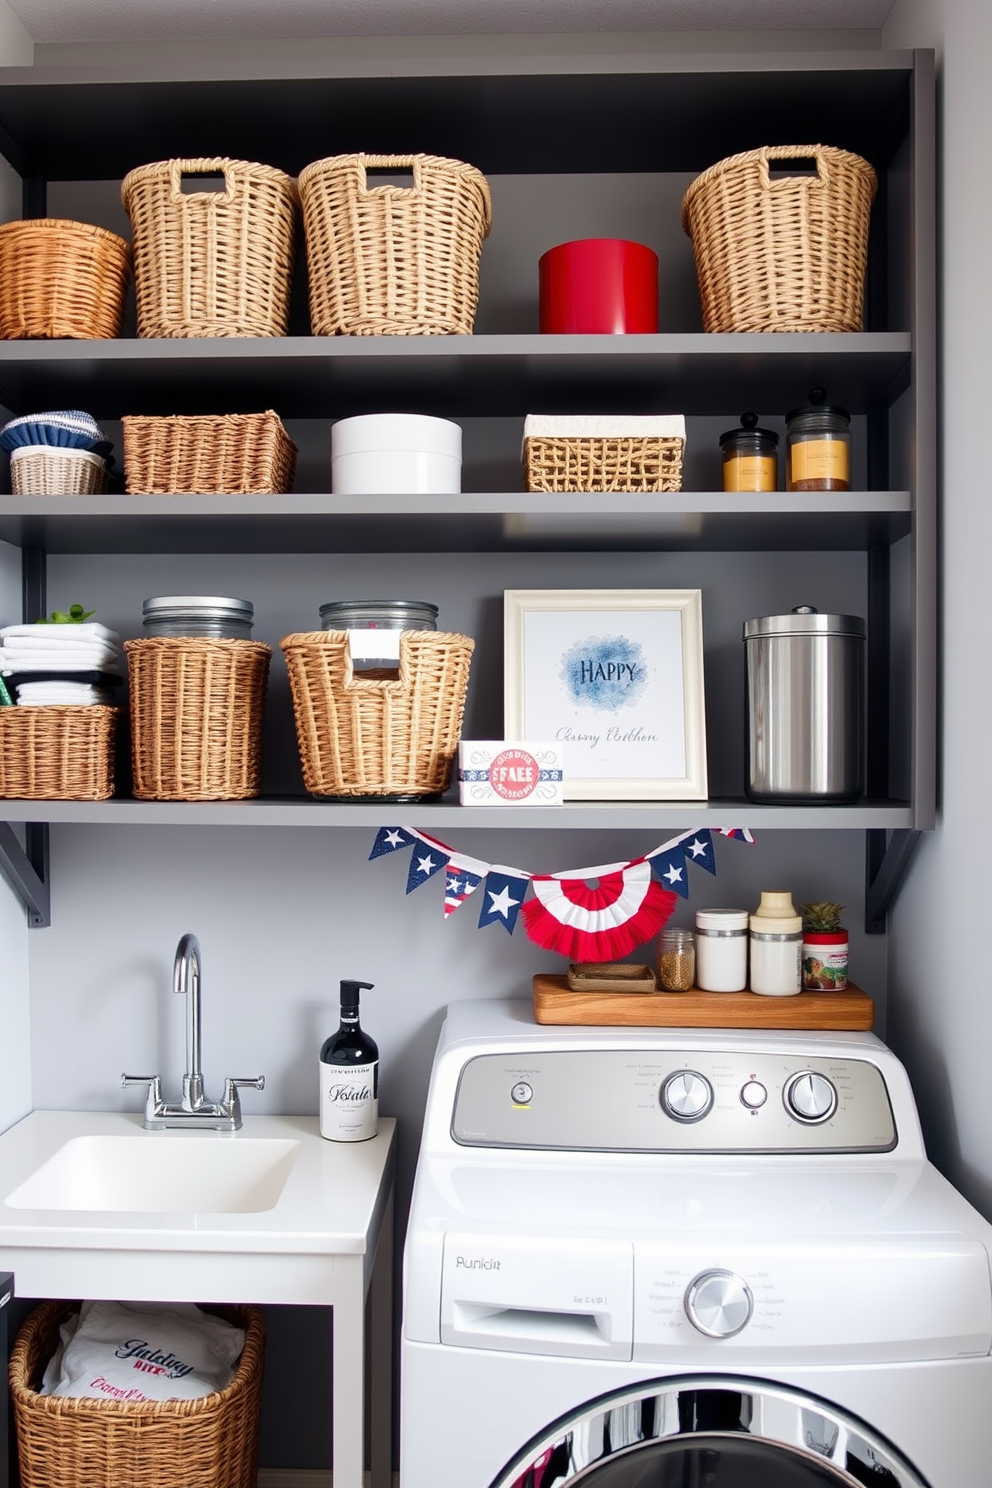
[799,901,845,932]
[37,603,95,624]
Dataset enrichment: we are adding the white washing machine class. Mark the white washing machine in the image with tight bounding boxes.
[401,999,992,1488]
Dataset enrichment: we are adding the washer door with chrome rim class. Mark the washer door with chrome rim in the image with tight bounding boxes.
[490,1377,930,1488]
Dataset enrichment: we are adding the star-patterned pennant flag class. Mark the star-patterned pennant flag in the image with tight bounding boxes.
[682,829,716,875]
[719,827,756,843]
[649,846,690,898]
[368,826,418,859]
[478,865,530,934]
[406,842,451,893]
[443,852,489,919]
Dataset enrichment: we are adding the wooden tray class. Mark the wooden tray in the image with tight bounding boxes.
[567,962,657,993]
[533,973,874,1030]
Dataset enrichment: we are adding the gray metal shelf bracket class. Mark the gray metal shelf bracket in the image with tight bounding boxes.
[0,821,50,927]
[865,827,920,935]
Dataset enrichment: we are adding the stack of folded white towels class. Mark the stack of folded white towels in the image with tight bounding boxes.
[0,622,121,706]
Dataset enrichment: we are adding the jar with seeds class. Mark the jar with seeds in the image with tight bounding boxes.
[655,926,696,992]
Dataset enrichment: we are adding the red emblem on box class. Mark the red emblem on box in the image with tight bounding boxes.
[489,748,539,801]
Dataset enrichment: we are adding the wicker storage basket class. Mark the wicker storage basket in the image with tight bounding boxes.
[10,446,109,496]
[122,411,297,494]
[0,218,130,340]
[681,144,878,333]
[125,637,271,800]
[0,705,117,800]
[121,157,297,338]
[298,153,492,336]
[10,1300,264,1488]
[523,415,685,493]
[281,629,475,798]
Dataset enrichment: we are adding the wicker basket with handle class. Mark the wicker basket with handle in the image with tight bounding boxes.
[125,637,271,800]
[0,218,130,340]
[0,705,118,800]
[122,411,297,495]
[9,1300,264,1488]
[297,153,492,335]
[281,628,475,797]
[681,144,877,333]
[121,156,298,338]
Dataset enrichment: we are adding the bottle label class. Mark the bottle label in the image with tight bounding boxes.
[802,944,849,991]
[319,1061,379,1141]
[723,454,777,492]
[789,438,849,485]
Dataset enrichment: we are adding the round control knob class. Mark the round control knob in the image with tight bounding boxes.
[784,1070,838,1124]
[661,1070,714,1123]
[684,1269,753,1338]
[510,1081,533,1105]
[740,1080,767,1109]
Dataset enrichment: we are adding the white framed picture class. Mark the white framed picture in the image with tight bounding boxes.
[504,588,708,801]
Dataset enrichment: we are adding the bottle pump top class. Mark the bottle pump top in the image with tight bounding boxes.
[340,979,374,1011]
[750,891,802,934]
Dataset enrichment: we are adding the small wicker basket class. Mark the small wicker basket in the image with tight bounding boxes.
[681,144,877,333]
[121,156,298,338]
[122,411,297,495]
[9,1300,264,1488]
[10,446,109,496]
[523,416,685,493]
[0,218,130,340]
[298,153,492,335]
[125,637,271,800]
[281,629,475,798]
[0,705,117,800]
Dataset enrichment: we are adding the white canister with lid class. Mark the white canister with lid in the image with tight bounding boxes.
[694,908,748,992]
[749,890,802,996]
[330,413,462,494]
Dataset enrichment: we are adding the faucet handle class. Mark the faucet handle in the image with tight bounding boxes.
[223,1076,265,1100]
[122,1074,164,1118]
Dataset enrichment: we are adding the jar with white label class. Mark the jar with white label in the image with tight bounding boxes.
[749,890,802,996]
[785,387,851,491]
[694,908,748,991]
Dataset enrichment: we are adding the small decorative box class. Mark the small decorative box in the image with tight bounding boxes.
[522,414,686,493]
[458,740,564,806]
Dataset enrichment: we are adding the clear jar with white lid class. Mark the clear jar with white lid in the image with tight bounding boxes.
[694,908,748,992]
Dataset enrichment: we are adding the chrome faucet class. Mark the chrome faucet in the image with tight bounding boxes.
[122,933,264,1131]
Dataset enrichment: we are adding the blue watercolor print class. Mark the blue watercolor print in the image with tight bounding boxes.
[560,633,647,712]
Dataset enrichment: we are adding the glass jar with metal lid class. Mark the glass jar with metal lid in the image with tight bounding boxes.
[719,412,778,492]
[785,386,851,491]
[319,599,438,677]
[142,595,254,639]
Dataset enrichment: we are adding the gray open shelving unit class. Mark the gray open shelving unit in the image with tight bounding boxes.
[0,47,935,935]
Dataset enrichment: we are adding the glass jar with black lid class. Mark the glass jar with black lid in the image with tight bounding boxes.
[720,412,778,492]
[785,387,852,491]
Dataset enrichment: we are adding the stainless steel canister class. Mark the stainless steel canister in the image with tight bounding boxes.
[743,605,865,801]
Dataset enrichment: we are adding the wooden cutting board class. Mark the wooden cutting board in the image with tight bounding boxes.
[533,973,874,1031]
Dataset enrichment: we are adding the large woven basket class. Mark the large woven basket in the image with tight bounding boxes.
[524,436,684,493]
[125,637,271,800]
[281,629,475,798]
[298,153,492,335]
[0,705,118,800]
[122,411,297,494]
[10,1300,264,1488]
[0,218,130,339]
[10,446,109,496]
[681,144,878,333]
[121,156,298,337]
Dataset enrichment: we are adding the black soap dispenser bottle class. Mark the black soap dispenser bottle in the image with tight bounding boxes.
[319,980,379,1141]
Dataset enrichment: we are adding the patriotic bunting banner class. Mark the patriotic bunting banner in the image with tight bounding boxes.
[368,824,754,959]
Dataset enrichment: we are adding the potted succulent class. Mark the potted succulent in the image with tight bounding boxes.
[799,902,849,991]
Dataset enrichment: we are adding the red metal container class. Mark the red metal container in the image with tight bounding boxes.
[539,238,659,333]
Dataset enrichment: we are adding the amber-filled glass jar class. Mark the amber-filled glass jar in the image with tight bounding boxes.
[720,412,778,492]
[786,388,851,491]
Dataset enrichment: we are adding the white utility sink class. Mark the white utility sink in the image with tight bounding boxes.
[5,1132,301,1213]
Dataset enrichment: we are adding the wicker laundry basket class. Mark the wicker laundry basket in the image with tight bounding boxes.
[281,628,475,798]
[0,218,130,340]
[298,152,492,335]
[523,416,686,493]
[125,637,271,800]
[121,156,298,337]
[0,705,118,800]
[10,446,109,496]
[681,144,878,333]
[122,411,297,494]
[10,1300,264,1488]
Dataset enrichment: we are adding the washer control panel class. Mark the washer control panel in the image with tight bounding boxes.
[451,1050,896,1152]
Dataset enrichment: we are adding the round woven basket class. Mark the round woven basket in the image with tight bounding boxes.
[10,446,109,496]
[125,637,271,800]
[9,1300,265,1488]
[0,705,118,800]
[298,153,492,335]
[0,218,130,340]
[121,157,298,338]
[681,144,878,333]
[281,628,474,797]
